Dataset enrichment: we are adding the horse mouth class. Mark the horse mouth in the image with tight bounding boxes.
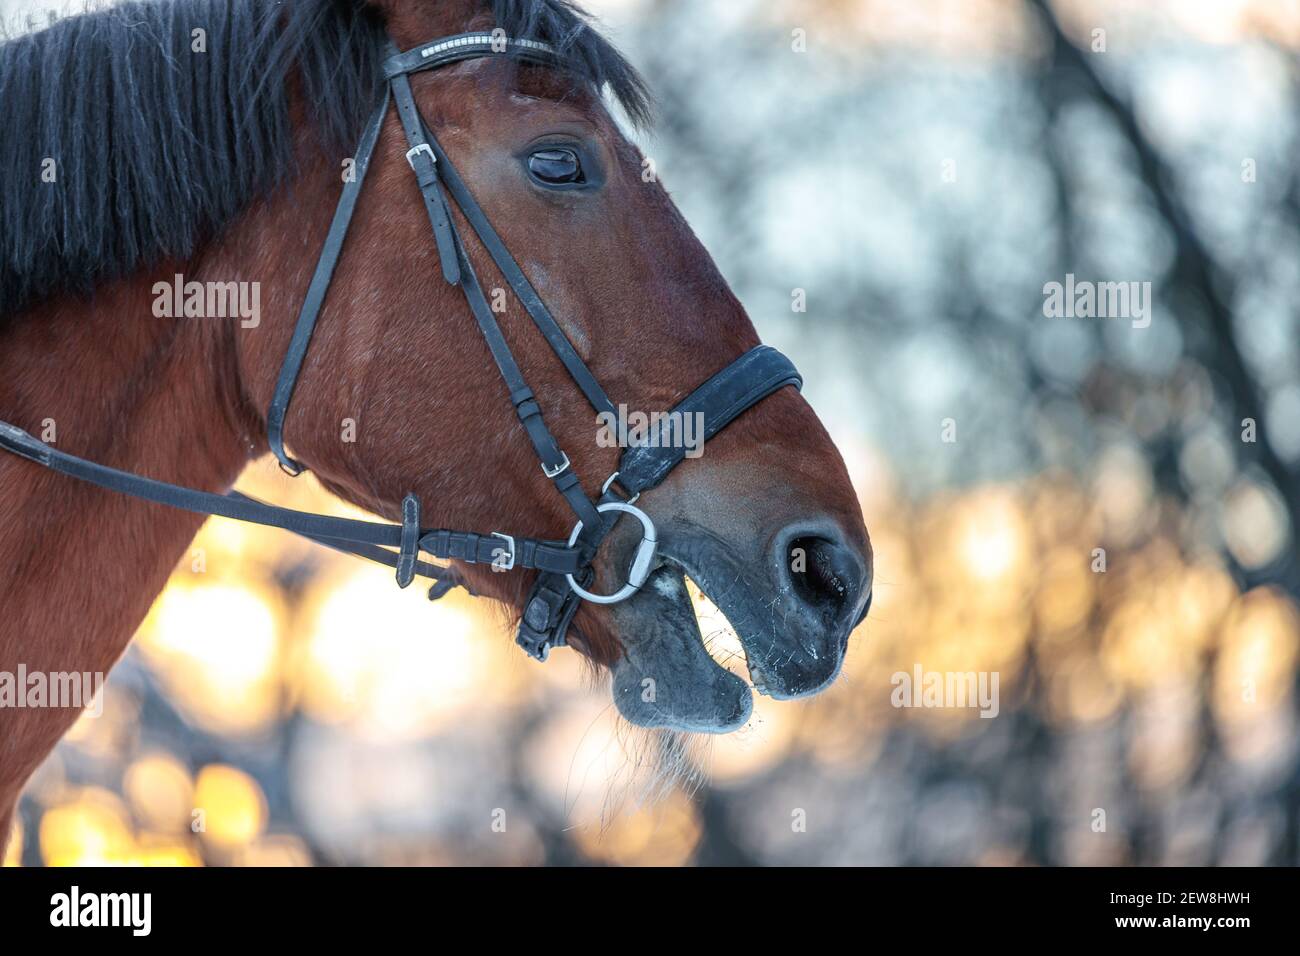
[606,531,858,734]
[607,562,752,734]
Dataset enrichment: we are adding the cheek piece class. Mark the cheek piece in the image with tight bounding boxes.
[0,31,802,662]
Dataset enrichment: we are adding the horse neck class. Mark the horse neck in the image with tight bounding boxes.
[0,262,256,806]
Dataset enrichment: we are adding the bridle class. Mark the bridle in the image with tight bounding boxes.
[0,30,802,662]
[1,30,804,660]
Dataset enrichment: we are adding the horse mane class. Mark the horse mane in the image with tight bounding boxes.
[0,0,650,322]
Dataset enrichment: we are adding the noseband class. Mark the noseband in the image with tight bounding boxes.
[0,30,802,661]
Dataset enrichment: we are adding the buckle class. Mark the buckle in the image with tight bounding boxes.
[541,451,570,479]
[518,583,563,661]
[405,143,436,169]
[516,573,586,662]
[564,501,657,605]
[489,531,516,571]
[277,456,305,478]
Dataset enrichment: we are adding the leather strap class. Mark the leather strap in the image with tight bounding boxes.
[422,121,617,419]
[388,48,461,286]
[268,42,605,533]
[0,422,582,575]
[517,567,590,661]
[442,218,603,532]
[618,345,802,495]
[224,491,441,583]
[396,493,421,587]
[376,40,605,534]
[514,345,803,660]
[266,87,390,476]
[383,36,616,419]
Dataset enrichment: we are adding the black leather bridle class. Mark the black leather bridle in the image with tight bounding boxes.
[0,30,802,662]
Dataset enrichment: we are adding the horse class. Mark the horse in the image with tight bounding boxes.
[0,0,872,852]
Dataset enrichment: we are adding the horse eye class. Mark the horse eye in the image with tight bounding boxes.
[528,147,584,185]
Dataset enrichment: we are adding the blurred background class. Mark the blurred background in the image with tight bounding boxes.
[4,0,1300,866]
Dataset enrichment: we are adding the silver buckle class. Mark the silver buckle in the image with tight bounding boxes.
[489,532,516,571]
[405,143,436,169]
[600,470,639,504]
[542,452,570,479]
[564,502,657,605]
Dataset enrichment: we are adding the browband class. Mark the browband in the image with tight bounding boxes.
[381,32,563,79]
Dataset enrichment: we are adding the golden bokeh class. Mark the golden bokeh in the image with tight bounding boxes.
[124,753,196,834]
[19,448,1297,865]
[193,765,268,850]
[135,579,286,735]
[39,788,136,866]
[573,792,702,866]
[1213,588,1300,724]
[234,835,314,867]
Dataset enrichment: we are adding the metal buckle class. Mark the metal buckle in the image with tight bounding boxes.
[564,502,657,605]
[489,532,516,571]
[600,470,639,504]
[405,143,436,169]
[542,451,570,479]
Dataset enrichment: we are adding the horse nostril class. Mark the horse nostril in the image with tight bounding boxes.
[786,535,864,617]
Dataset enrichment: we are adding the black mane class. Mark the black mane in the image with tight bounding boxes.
[0,0,650,320]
